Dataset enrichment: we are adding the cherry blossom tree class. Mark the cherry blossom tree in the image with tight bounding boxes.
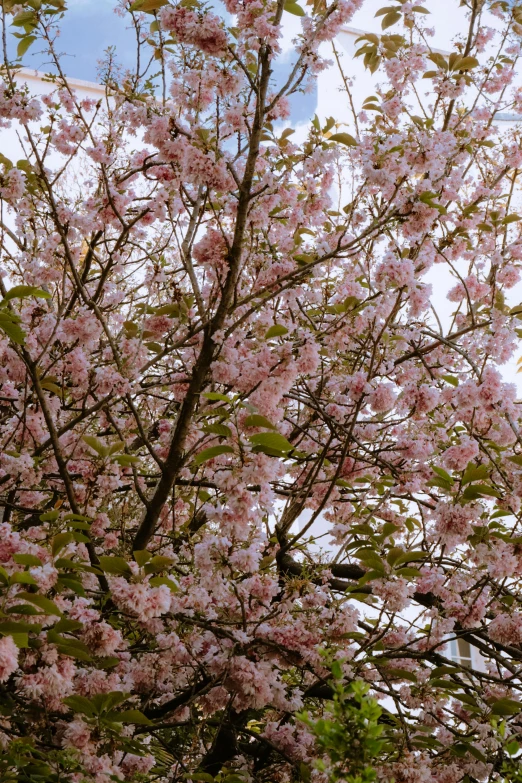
[3,0,522,780]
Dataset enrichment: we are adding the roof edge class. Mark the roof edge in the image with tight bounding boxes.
[14,67,105,94]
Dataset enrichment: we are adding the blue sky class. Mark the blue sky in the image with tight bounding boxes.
[24,1,136,81]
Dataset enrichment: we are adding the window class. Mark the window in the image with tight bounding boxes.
[448,638,473,668]
[446,637,486,672]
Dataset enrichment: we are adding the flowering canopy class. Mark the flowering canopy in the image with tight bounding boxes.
[2,0,522,780]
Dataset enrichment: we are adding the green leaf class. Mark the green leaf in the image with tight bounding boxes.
[357,549,386,572]
[57,644,92,663]
[331,659,343,679]
[129,0,167,10]
[105,709,152,724]
[395,566,422,578]
[393,550,425,566]
[57,576,86,597]
[283,0,305,15]
[265,324,289,339]
[149,575,179,592]
[442,375,459,386]
[133,550,151,567]
[63,695,97,718]
[6,604,42,616]
[194,445,234,465]
[40,379,61,396]
[0,314,25,344]
[202,392,230,402]
[454,692,480,710]
[17,592,62,617]
[54,618,83,634]
[146,341,163,353]
[249,432,294,455]
[490,698,522,716]
[111,454,140,466]
[11,10,37,26]
[386,547,404,566]
[64,514,92,530]
[432,466,454,484]
[452,55,479,71]
[98,556,132,576]
[11,632,29,648]
[462,483,501,500]
[0,620,42,635]
[3,285,50,302]
[383,667,417,682]
[244,414,277,430]
[63,513,91,522]
[375,5,400,16]
[91,691,129,714]
[328,132,358,147]
[462,463,490,486]
[430,678,460,691]
[40,510,60,522]
[381,9,401,28]
[13,553,42,567]
[83,435,109,457]
[17,35,37,58]
[97,656,120,669]
[48,630,92,661]
[202,423,232,438]
[52,532,74,557]
[9,571,37,585]
[107,441,125,456]
[143,555,175,574]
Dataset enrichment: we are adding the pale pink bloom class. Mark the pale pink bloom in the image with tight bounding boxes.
[62,718,93,751]
[160,7,227,56]
[110,577,172,620]
[489,613,522,646]
[82,621,125,656]
[430,501,479,549]
[441,435,479,472]
[0,636,18,682]
[373,577,414,613]
[121,755,155,775]
[368,383,397,413]
[29,563,58,592]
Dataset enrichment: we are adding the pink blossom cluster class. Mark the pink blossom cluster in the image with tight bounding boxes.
[0,0,522,781]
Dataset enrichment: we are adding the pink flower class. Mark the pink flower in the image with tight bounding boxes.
[62,718,93,750]
[0,636,18,682]
[160,7,227,56]
[110,578,172,620]
[82,621,125,656]
[373,577,414,612]
[441,436,479,472]
[431,501,478,549]
[368,383,397,413]
[489,613,522,646]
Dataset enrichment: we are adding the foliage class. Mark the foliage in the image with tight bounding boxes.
[299,660,385,783]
